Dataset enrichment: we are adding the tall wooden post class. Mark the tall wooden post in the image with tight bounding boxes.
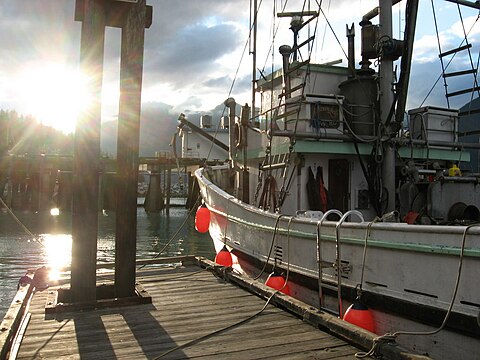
[166,166,171,215]
[115,0,148,298]
[71,0,152,303]
[71,0,105,304]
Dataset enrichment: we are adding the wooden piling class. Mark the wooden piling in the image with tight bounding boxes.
[0,171,7,206]
[57,171,72,212]
[115,0,148,298]
[166,166,171,214]
[144,168,164,213]
[186,171,200,209]
[101,172,117,212]
[71,0,105,304]
[29,172,39,212]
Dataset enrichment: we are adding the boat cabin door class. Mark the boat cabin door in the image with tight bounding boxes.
[328,159,350,213]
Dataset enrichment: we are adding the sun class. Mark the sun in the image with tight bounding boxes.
[17,62,91,134]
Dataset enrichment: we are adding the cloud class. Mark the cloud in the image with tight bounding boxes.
[144,22,242,86]
[449,15,480,38]
[408,59,479,110]
[1,0,479,127]
[173,96,204,113]
[0,1,79,64]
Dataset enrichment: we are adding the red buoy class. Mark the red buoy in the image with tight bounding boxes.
[265,272,290,295]
[195,204,210,233]
[215,245,233,267]
[343,299,376,333]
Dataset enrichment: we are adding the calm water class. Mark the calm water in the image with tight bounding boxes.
[0,202,215,320]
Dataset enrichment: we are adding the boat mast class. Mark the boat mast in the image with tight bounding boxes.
[251,0,257,123]
[394,0,419,125]
[379,0,395,213]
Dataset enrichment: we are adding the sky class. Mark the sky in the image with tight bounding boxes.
[0,0,479,133]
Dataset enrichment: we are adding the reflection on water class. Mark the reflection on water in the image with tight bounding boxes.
[41,234,72,281]
[0,204,215,319]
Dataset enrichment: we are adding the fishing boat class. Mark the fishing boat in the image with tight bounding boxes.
[189,0,480,358]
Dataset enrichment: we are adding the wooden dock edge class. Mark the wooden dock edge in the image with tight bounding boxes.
[0,273,34,360]
[192,256,432,360]
[0,255,432,360]
[0,257,196,360]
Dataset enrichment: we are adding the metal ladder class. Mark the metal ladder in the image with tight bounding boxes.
[439,44,480,103]
[316,210,365,317]
[316,209,343,310]
[434,4,480,106]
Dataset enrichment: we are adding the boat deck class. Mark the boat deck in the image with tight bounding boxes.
[1,257,429,360]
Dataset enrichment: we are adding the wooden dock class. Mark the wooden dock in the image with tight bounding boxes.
[1,257,429,360]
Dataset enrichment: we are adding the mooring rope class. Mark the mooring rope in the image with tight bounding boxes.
[153,218,296,359]
[253,214,286,280]
[280,216,294,293]
[0,196,46,248]
[355,222,475,358]
[152,289,279,359]
[136,195,201,271]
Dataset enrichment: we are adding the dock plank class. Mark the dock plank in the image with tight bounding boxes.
[14,263,362,360]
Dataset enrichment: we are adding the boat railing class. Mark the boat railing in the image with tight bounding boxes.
[316,209,344,310]
[316,210,365,316]
[335,210,365,317]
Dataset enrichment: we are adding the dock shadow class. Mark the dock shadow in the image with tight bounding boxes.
[122,306,187,359]
[73,312,117,359]
[63,303,186,359]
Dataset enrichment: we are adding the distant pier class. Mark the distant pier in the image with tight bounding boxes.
[0,153,208,213]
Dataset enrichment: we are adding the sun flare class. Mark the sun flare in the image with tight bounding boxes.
[17,63,91,134]
[41,233,72,281]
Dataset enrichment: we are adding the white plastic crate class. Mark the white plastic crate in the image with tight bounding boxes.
[408,106,458,145]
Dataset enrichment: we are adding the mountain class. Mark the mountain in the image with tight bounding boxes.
[99,101,242,157]
[100,102,189,157]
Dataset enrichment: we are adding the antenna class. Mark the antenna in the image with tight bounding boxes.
[277,11,318,61]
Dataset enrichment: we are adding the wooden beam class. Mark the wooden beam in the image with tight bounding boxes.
[71,0,105,304]
[0,273,33,360]
[75,0,153,29]
[115,0,148,298]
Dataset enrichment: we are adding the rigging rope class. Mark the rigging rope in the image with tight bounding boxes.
[424,0,480,108]
[264,2,323,210]
[203,0,266,163]
[456,3,480,99]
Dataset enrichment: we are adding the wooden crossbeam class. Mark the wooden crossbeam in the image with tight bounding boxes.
[279,82,306,98]
[286,60,310,75]
[439,44,472,58]
[446,86,480,97]
[75,0,153,28]
[443,68,477,78]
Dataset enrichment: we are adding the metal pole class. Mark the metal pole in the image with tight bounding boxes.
[251,0,258,124]
[225,97,237,163]
[394,0,419,125]
[379,0,395,213]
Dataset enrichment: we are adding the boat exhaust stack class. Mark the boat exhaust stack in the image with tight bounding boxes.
[346,24,355,78]
[224,97,237,163]
[279,45,292,99]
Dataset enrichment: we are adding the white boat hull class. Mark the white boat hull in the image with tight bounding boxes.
[196,167,480,359]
